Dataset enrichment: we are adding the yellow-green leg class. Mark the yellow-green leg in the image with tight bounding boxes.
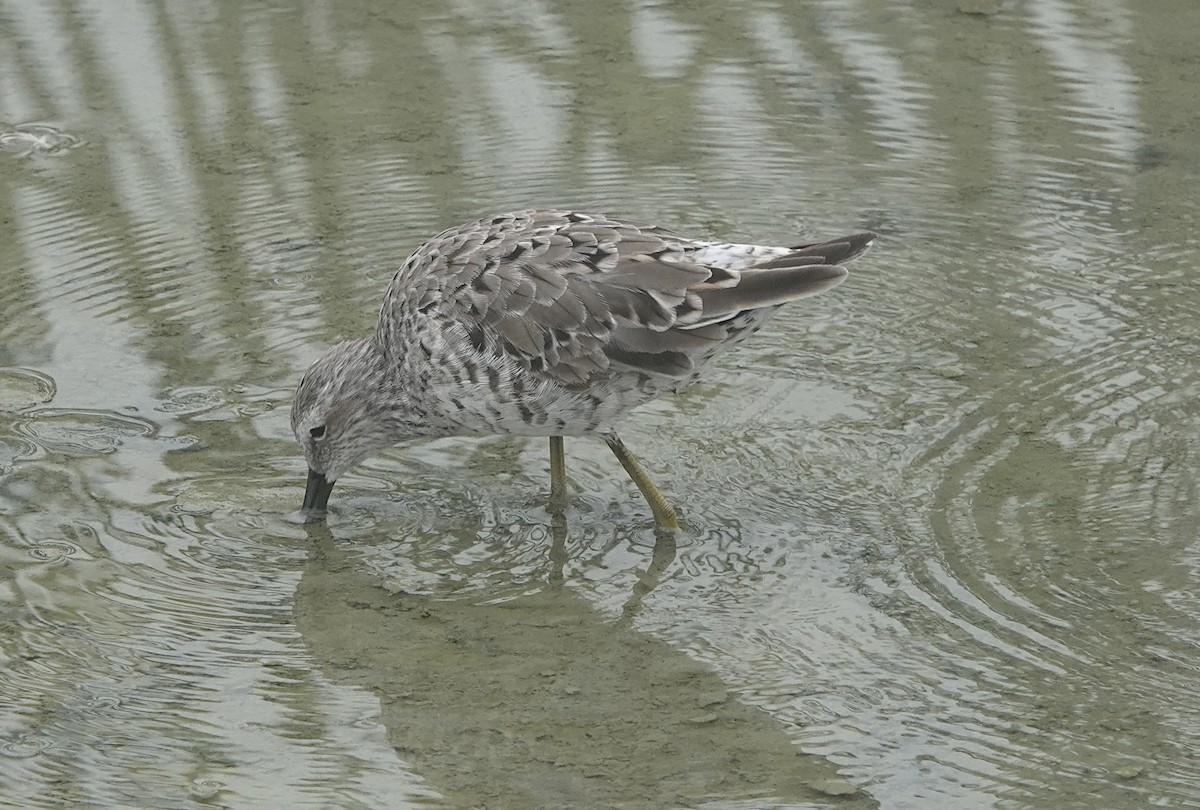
[603,433,680,530]
[548,436,568,514]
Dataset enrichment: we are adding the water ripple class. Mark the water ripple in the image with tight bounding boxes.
[861,247,1200,803]
[12,409,157,455]
[27,540,83,562]
[0,123,83,157]
[2,0,1199,806]
[0,368,56,411]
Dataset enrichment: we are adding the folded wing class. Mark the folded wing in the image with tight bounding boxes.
[385,210,875,387]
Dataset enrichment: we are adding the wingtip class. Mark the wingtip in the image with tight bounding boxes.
[788,231,879,264]
[847,231,879,255]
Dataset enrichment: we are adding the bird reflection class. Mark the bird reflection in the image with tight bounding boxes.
[295,516,865,809]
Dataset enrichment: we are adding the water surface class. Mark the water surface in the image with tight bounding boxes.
[2,1,1198,808]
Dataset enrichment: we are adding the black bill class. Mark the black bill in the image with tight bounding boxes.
[302,468,335,515]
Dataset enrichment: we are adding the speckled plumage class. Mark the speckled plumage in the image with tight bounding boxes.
[292,210,875,520]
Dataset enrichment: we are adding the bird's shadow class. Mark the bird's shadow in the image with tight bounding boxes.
[292,516,874,809]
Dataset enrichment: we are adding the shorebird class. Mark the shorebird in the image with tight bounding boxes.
[291,210,874,529]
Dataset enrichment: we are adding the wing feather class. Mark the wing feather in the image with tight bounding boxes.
[378,210,874,388]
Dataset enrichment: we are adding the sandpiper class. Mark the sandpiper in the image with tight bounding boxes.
[291,210,874,528]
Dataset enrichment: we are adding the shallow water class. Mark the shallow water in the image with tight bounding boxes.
[2,1,1199,808]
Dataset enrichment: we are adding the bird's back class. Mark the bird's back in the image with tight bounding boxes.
[373,210,873,435]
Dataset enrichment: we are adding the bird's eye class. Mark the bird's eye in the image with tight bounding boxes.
[310,425,327,440]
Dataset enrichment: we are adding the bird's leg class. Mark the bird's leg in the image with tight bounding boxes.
[548,436,568,515]
[602,432,680,530]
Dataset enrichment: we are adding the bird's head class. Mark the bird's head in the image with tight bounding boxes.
[290,339,395,516]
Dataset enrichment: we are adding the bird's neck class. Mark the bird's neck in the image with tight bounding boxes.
[371,327,464,438]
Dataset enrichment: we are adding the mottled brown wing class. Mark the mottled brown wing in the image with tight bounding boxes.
[606,232,875,375]
[385,210,714,387]
[383,210,871,388]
